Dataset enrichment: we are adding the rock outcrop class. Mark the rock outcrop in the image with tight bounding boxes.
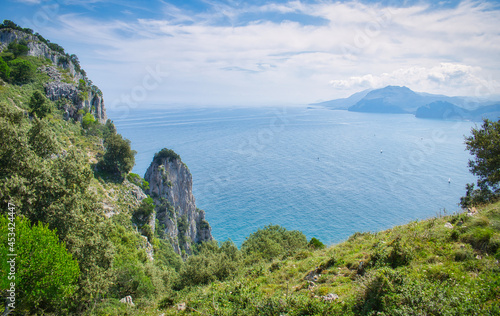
[0,29,107,123]
[144,151,213,255]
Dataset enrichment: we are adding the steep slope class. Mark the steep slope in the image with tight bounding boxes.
[144,149,213,255]
[158,202,500,315]
[0,27,106,123]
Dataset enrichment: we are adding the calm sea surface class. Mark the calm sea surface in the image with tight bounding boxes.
[109,106,477,246]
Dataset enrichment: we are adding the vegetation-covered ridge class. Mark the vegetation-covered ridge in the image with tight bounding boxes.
[0,20,106,124]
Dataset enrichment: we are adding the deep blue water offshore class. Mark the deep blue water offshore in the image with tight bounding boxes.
[109,106,477,246]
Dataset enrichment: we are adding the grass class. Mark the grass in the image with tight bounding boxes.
[119,201,500,315]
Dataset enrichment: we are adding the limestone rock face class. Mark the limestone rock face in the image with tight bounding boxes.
[144,155,213,255]
[0,29,107,123]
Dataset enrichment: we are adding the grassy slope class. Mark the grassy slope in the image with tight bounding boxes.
[145,203,500,316]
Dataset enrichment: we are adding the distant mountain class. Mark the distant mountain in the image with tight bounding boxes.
[415,101,468,120]
[415,101,500,121]
[309,89,371,110]
[313,85,500,121]
[349,86,425,114]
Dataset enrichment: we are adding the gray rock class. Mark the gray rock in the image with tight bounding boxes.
[144,155,213,255]
[119,295,135,306]
[0,29,107,124]
[322,293,339,302]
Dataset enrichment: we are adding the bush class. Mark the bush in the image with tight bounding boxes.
[308,237,325,249]
[133,198,155,226]
[98,133,136,178]
[179,240,241,288]
[241,224,308,261]
[28,91,51,118]
[154,148,180,163]
[127,173,149,191]
[81,112,95,129]
[0,216,79,314]
[8,58,35,84]
[0,57,10,81]
[7,41,29,58]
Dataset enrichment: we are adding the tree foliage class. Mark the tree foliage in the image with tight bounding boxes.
[179,240,241,287]
[98,132,136,178]
[8,59,35,84]
[0,216,79,313]
[461,119,500,207]
[29,91,51,118]
[7,41,29,58]
[0,56,10,81]
[241,224,308,261]
[154,148,180,163]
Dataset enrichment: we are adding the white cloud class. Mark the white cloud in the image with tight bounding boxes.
[15,0,41,4]
[329,63,500,97]
[35,0,500,106]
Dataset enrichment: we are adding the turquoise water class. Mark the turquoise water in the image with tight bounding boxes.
[109,106,476,246]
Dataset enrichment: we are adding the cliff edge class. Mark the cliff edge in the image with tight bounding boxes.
[0,27,106,123]
[144,149,213,255]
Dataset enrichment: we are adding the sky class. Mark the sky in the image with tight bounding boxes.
[2,0,500,108]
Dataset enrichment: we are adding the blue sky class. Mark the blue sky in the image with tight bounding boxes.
[2,0,500,107]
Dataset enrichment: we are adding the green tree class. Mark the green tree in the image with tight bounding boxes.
[461,119,500,207]
[9,59,35,84]
[0,57,10,81]
[0,216,79,314]
[81,112,96,129]
[98,133,136,178]
[133,197,155,226]
[28,117,58,158]
[7,41,29,58]
[29,91,51,118]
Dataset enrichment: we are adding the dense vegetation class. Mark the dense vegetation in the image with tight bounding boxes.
[0,20,499,315]
[461,119,500,207]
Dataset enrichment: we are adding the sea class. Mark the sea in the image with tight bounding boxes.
[108,106,477,247]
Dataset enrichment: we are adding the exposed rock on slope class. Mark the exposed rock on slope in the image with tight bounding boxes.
[144,150,213,255]
[0,28,107,123]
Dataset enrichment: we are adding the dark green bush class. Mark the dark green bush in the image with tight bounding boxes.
[0,57,10,80]
[308,237,325,249]
[28,91,51,118]
[97,133,136,178]
[241,224,308,261]
[154,148,180,163]
[8,58,35,84]
[0,216,79,314]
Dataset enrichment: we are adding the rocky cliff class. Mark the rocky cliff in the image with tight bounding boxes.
[0,28,107,123]
[144,149,213,255]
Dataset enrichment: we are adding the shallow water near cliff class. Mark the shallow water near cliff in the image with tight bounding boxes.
[109,106,476,246]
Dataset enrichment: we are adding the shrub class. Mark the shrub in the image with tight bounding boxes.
[241,224,308,261]
[28,91,51,118]
[7,41,29,58]
[308,237,325,249]
[8,58,35,84]
[81,112,95,129]
[132,197,155,226]
[154,148,180,163]
[0,57,10,80]
[97,133,136,178]
[0,216,79,314]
